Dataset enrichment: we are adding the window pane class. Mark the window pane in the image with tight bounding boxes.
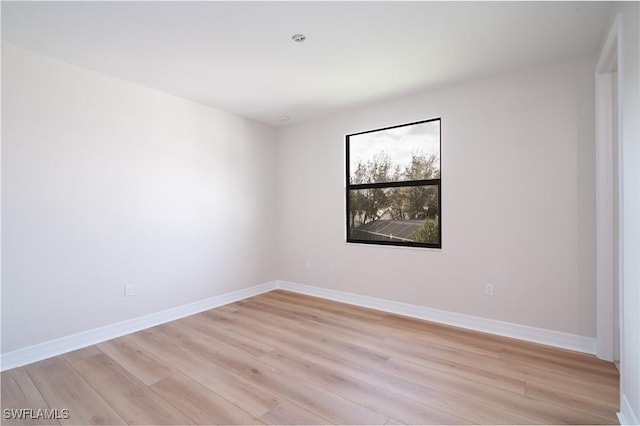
[349,120,440,184]
[348,185,439,245]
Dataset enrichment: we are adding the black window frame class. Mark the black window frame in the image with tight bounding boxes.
[345,118,442,249]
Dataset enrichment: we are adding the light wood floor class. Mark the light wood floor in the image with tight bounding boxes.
[2,290,619,425]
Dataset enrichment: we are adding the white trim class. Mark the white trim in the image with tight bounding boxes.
[278,281,596,354]
[595,13,622,362]
[0,281,277,372]
[0,278,600,372]
[595,70,616,361]
[277,281,596,354]
[618,394,640,425]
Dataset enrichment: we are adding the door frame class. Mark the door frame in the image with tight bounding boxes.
[595,14,622,362]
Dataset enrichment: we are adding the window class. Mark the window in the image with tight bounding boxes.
[346,118,441,248]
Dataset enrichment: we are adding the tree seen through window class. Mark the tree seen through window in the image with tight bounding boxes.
[346,119,441,248]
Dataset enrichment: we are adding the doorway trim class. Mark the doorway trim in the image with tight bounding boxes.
[595,14,622,362]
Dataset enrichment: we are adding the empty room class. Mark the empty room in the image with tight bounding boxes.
[1,1,639,425]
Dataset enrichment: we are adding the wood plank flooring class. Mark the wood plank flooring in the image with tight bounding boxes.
[1,290,619,425]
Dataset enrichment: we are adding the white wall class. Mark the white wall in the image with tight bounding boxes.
[615,2,640,423]
[1,44,278,353]
[276,54,597,337]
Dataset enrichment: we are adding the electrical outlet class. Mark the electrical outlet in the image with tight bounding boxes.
[485,283,494,297]
[305,260,312,271]
[124,284,135,297]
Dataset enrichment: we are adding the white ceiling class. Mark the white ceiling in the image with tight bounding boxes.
[2,1,613,127]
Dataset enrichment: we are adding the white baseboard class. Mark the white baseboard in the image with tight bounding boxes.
[618,394,640,425]
[0,281,277,372]
[0,279,599,372]
[277,280,597,355]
